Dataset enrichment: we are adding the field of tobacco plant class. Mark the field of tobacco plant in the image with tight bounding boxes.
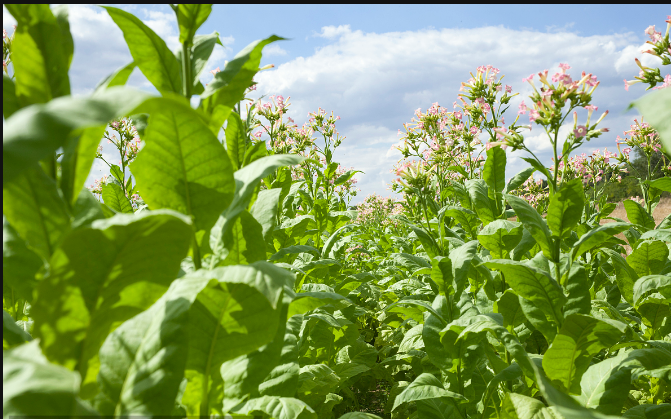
[3,5,671,419]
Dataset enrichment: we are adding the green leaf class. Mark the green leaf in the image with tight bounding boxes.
[6,4,71,105]
[334,169,361,186]
[634,87,671,153]
[483,145,507,196]
[570,222,631,260]
[622,404,671,419]
[95,275,210,416]
[477,219,523,258]
[3,309,32,348]
[130,105,235,232]
[71,188,105,230]
[577,350,631,415]
[505,193,554,261]
[494,290,527,331]
[224,100,247,170]
[173,4,212,45]
[210,154,304,261]
[31,210,193,397]
[338,413,383,419]
[501,392,552,419]
[288,292,350,318]
[392,373,466,412]
[181,262,294,416]
[60,124,108,206]
[52,5,74,69]
[649,177,671,193]
[626,240,669,277]
[547,179,584,238]
[503,167,536,194]
[633,275,671,307]
[95,61,136,91]
[270,245,320,262]
[190,32,223,82]
[200,36,284,133]
[466,179,497,224]
[3,217,43,302]
[230,396,317,419]
[3,74,21,119]
[251,188,283,241]
[102,6,182,95]
[3,341,96,417]
[562,261,592,317]
[486,259,565,328]
[542,314,626,394]
[3,165,71,260]
[442,206,479,239]
[449,240,479,300]
[102,182,134,214]
[259,315,301,398]
[601,248,638,305]
[521,157,553,185]
[219,210,266,265]
[623,199,656,231]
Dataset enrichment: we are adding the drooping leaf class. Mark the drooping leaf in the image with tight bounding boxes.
[250,188,282,241]
[95,61,136,91]
[623,199,656,231]
[570,222,631,260]
[483,145,506,198]
[633,275,671,307]
[230,396,317,419]
[392,373,466,412]
[60,124,108,206]
[219,210,266,265]
[503,167,535,194]
[31,210,193,397]
[2,217,43,302]
[224,110,247,170]
[477,219,523,258]
[601,248,638,305]
[466,179,497,224]
[542,314,626,394]
[102,6,182,95]
[577,350,631,415]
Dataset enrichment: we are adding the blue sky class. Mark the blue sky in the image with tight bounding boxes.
[3,5,669,202]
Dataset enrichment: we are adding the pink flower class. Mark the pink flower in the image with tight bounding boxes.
[518,101,528,115]
[529,109,540,122]
[584,105,598,112]
[522,74,534,83]
[454,111,462,120]
[505,85,512,93]
[210,67,221,75]
[559,63,571,71]
[573,125,587,138]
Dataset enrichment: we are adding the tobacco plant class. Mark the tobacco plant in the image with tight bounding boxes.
[3,5,671,419]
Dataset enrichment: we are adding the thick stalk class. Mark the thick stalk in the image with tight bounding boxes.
[181,41,192,101]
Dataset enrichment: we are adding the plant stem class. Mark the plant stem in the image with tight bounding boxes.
[181,41,192,101]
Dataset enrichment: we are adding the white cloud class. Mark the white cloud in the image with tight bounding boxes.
[317,25,352,39]
[263,44,288,56]
[255,25,661,202]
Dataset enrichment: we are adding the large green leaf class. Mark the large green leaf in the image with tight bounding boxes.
[225,111,248,170]
[230,396,317,419]
[501,392,554,419]
[6,4,71,105]
[570,222,631,260]
[392,373,466,412]
[626,240,669,277]
[3,165,71,260]
[181,262,294,416]
[623,199,656,231]
[173,4,212,45]
[3,341,96,417]
[103,6,182,95]
[503,167,536,194]
[547,179,584,239]
[219,210,266,265]
[542,314,626,394]
[31,210,193,397]
[477,219,523,259]
[250,188,282,241]
[95,275,210,416]
[2,216,43,303]
[190,32,223,83]
[634,87,671,153]
[577,350,631,415]
[259,314,302,397]
[449,240,479,300]
[200,36,284,133]
[486,260,566,329]
[130,105,235,232]
[505,193,554,261]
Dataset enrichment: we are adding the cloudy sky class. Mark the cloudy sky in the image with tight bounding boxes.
[3,5,669,203]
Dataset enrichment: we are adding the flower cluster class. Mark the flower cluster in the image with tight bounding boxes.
[624,16,671,91]
[355,193,405,228]
[616,118,664,159]
[3,25,16,76]
[554,149,623,186]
